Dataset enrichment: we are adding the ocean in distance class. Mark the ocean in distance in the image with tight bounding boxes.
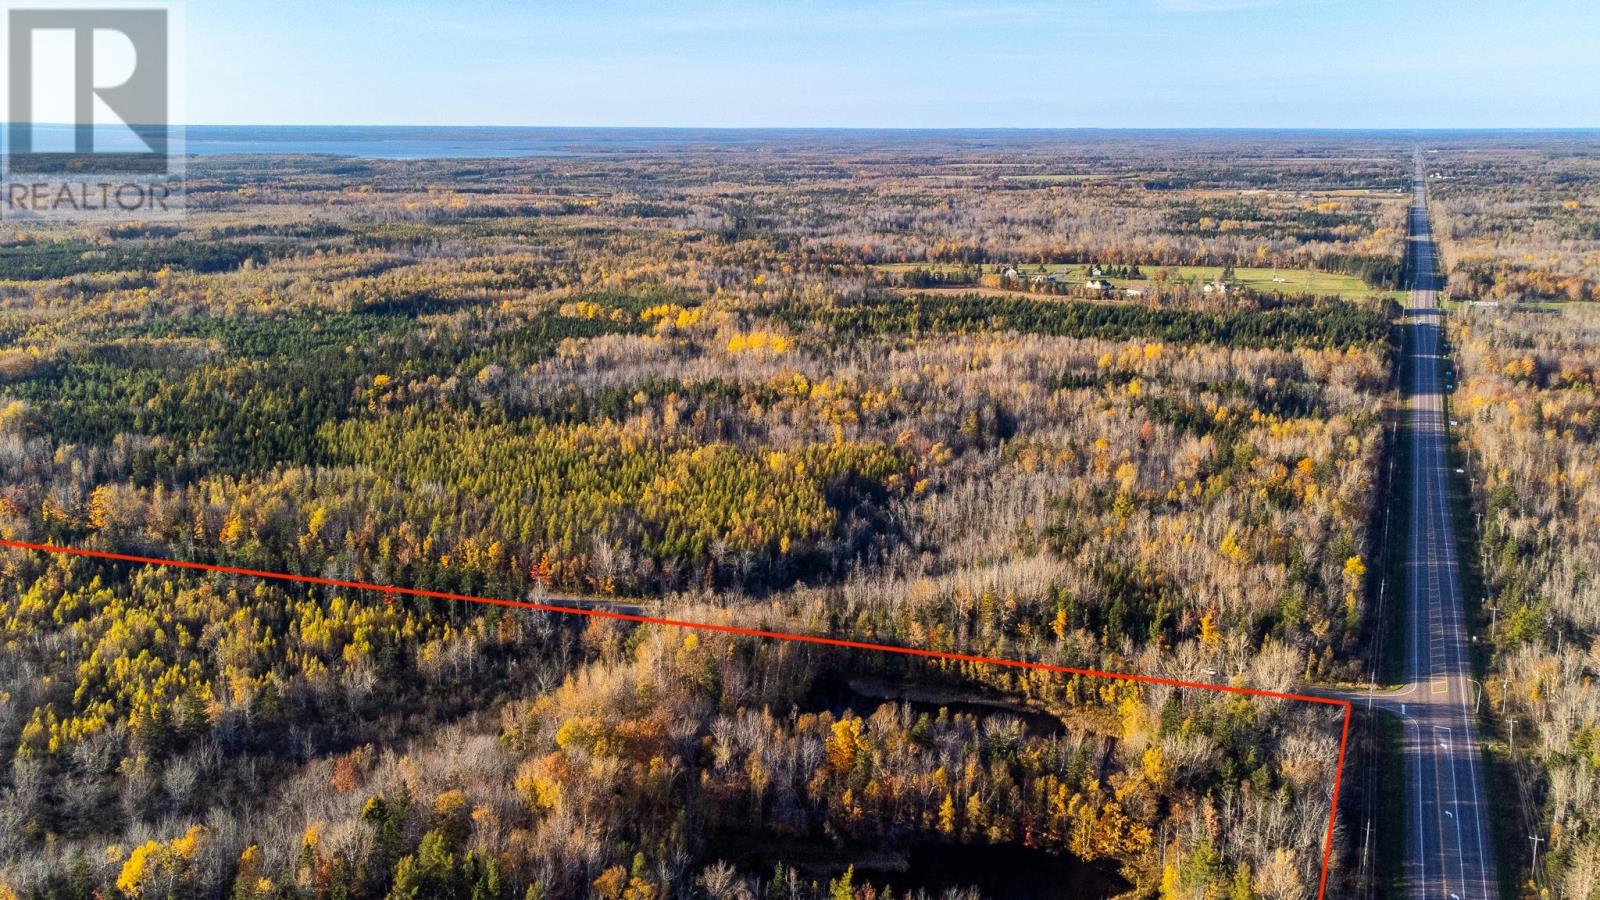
[183,125,1600,159]
[11,124,1600,160]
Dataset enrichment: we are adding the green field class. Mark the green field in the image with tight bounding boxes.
[874,262,1401,300]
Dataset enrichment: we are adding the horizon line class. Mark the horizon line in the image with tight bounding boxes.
[10,122,1600,133]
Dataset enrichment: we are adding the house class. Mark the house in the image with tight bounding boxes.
[1202,280,1233,295]
[1084,278,1113,292]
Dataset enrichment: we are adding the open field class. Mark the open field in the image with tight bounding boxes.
[876,259,1401,301]
[873,262,1398,299]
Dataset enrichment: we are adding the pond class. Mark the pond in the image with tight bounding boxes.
[802,673,1067,739]
[858,840,1129,899]
[708,829,1129,900]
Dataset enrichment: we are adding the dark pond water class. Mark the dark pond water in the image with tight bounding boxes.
[803,673,1067,739]
[857,841,1129,899]
[710,829,1128,900]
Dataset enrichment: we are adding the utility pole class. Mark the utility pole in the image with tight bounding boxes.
[1369,577,1385,713]
[1529,834,1545,885]
[1508,717,1516,753]
[1360,818,1373,888]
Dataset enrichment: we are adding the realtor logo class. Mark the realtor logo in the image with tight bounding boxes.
[2,1,185,218]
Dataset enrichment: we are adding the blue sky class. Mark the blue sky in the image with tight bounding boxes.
[187,0,1600,127]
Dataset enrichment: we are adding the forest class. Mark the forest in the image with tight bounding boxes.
[1429,138,1600,302]
[1451,305,1600,897]
[0,135,1412,899]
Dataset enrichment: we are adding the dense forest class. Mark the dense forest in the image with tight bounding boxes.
[1430,140,1600,302]
[0,137,1409,899]
[1452,306,1600,897]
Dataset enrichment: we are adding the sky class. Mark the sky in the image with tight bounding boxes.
[180,0,1600,128]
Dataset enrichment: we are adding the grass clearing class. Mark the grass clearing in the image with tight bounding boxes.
[872,262,1403,299]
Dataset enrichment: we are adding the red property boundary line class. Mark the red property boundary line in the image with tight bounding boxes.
[0,538,1353,899]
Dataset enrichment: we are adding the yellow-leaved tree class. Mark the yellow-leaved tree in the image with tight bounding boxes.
[117,825,205,897]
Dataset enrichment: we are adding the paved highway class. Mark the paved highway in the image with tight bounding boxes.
[1364,158,1499,899]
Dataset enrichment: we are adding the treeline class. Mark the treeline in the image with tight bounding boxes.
[1164,198,1381,243]
[783,293,1394,352]
[2,304,649,475]
[321,410,913,592]
[1318,253,1403,290]
[0,239,270,280]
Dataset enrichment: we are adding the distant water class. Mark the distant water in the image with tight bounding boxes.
[183,125,754,158]
[181,125,1025,158]
[11,124,1600,161]
[7,124,830,160]
[182,125,1265,159]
